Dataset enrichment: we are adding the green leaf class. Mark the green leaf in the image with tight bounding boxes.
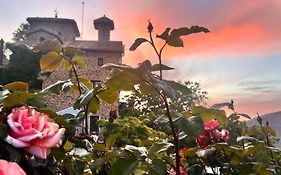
[136,60,152,77]
[50,147,66,161]
[64,59,72,72]
[3,81,28,92]
[139,82,158,94]
[237,136,260,143]
[93,143,107,151]
[33,39,62,53]
[151,64,174,72]
[125,145,147,158]
[64,141,73,150]
[149,76,176,99]
[102,63,133,72]
[105,134,118,148]
[179,116,204,137]
[129,38,148,51]
[3,91,36,107]
[0,124,8,138]
[154,114,181,124]
[237,113,251,119]
[109,158,139,175]
[211,102,234,110]
[103,60,151,78]
[169,26,209,39]
[97,88,118,104]
[184,147,198,157]
[40,51,64,73]
[73,159,85,175]
[230,154,241,165]
[63,157,75,175]
[70,77,93,94]
[63,46,81,56]
[192,106,227,124]
[72,56,85,69]
[106,71,141,91]
[163,80,192,95]
[156,28,171,40]
[167,36,183,47]
[148,142,174,155]
[5,144,22,162]
[80,89,93,105]
[196,147,216,159]
[147,159,168,175]
[88,96,100,113]
[41,80,71,94]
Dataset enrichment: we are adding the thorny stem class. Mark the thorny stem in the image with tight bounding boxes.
[62,55,89,134]
[147,30,181,175]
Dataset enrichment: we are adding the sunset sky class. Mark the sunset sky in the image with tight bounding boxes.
[0,0,280,117]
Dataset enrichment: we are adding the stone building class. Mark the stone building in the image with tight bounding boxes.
[24,16,124,133]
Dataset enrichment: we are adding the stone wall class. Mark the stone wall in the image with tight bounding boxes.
[26,31,58,46]
[42,51,121,130]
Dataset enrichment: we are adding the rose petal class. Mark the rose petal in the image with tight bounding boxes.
[32,128,65,147]
[25,146,49,159]
[0,159,26,175]
[204,119,220,130]
[7,116,22,135]
[4,135,30,148]
[36,114,46,132]
[17,132,43,142]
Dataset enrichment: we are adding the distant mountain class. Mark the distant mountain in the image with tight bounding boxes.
[247,111,281,148]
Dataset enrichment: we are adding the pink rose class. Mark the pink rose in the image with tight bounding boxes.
[204,119,219,131]
[196,119,229,148]
[168,166,188,175]
[4,106,65,159]
[0,159,26,175]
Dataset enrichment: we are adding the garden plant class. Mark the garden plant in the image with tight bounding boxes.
[0,21,280,175]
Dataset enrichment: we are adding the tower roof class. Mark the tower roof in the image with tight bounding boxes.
[93,15,114,30]
[27,17,80,37]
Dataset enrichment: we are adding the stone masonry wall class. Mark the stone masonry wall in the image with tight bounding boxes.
[42,52,122,124]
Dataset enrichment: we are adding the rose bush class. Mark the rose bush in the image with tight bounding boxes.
[4,106,65,159]
[0,159,26,175]
[196,119,229,148]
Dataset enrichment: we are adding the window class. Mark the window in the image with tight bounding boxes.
[98,57,103,66]
[90,116,99,134]
[91,80,101,87]
[39,36,45,42]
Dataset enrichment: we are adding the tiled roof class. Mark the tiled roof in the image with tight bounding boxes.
[67,40,124,53]
[27,17,80,37]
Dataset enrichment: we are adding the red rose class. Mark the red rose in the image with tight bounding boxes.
[0,159,26,175]
[4,106,65,159]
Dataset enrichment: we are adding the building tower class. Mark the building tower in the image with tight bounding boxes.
[94,15,114,41]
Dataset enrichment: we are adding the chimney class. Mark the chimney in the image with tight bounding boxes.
[93,15,114,41]
[0,39,4,66]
